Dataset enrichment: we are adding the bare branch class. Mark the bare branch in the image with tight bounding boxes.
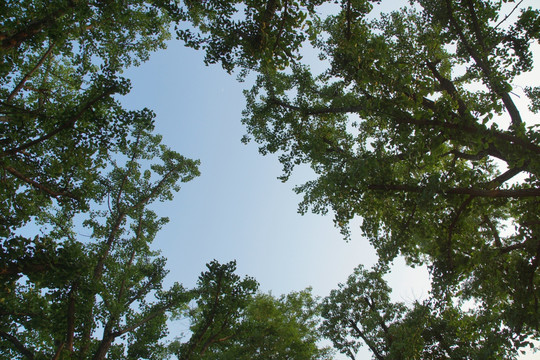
[494,0,524,30]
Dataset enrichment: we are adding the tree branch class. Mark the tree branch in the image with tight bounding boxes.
[270,97,540,157]
[93,213,126,280]
[1,86,117,158]
[443,0,523,128]
[0,331,35,359]
[425,60,468,117]
[363,296,392,346]
[180,271,225,360]
[446,195,475,269]
[348,320,385,360]
[7,42,55,102]
[65,282,77,353]
[0,2,78,51]
[2,164,79,200]
[485,166,525,189]
[52,342,65,360]
[113,303,169,338]
[494,0,524,30]
[367,183,540,198]
[482,215,502,248]
[199,316,232,356]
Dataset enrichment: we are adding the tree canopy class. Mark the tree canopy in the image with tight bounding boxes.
[0,0,179,235]
[182,0,540,357]
[2,0,540,359]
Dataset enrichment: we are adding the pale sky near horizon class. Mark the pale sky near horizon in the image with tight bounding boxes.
[118,1,539,358]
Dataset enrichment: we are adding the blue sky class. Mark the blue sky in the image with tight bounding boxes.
[120,42,382,295]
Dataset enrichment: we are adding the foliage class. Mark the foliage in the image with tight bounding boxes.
[321,265,522,359]
[176,0,324,72]
[0,120,328,358]
[228,289,333,360]
[5,0,540,359]
[171,264,332,360]
[0,121,200,359]
[0,3,199,357]
[183,0,540,358]
[0,0,180,236]
[1,2,331,360]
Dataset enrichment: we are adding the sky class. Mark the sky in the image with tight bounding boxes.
[118,1,539,359]
[120,36,431,300]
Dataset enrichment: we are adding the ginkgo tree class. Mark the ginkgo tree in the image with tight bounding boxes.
[3,0,540,359]
[0,0,179,235]
[1,118,199,359]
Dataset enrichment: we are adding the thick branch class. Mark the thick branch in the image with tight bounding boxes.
[445,149,489,161]
[92,324,115,360]
[65,283,77,352]
[425,61,468,117]
[485,166,525,189]
[52,343,65,360]
[348,320,385,360]
[270,98,540,157]
[2,164,78,200]
[7,43,55,102]
[483,215,502,248]
[444,0,523,128]
[500,241,528,254]
[0,331,35,359]
[465,0,488,54]
[367,183,540,198]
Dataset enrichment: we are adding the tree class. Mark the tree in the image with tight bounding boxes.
[175,0,324,72]
[1,2,332,359]
[0,3,202,357]
[171,262,332,360]
[228,289,332,360]
[183,0,540,356]
[171,260,259,360]
[0,120,200,359]
[0,0,181,236]
[321,265,519,359]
